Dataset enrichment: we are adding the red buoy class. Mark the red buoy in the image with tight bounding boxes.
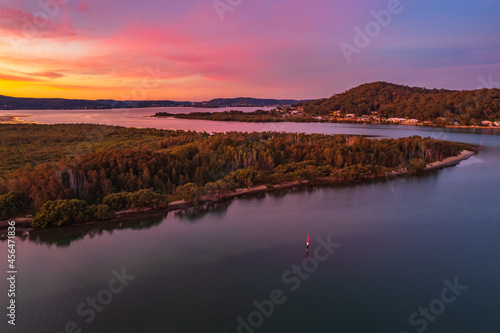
[307,234,309,248]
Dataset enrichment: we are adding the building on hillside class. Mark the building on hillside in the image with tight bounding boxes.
[388,118,407,123]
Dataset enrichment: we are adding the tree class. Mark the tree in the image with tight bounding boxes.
[408,158,427,173]
[32,199,89,228]
[175,183,201,203]
[103,192,129,210]
[235,167,263,188]
[86,204,115,220]
[0,192,20,219]
[204,182,220,195]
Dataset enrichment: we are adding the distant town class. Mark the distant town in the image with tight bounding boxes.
[156,106,500,128]
[275,106,500,127]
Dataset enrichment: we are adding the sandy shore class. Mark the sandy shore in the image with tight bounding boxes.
[0,150,475,233]
[425,150,474,170]
[0,114,35,124]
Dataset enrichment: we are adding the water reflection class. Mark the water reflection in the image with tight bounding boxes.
[0,165,471,248]
[174,200,232,223]
[22,215,165,247]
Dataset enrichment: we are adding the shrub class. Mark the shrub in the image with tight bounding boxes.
[103,189,168,211]
[0,192,20,220]
[32,199,89,228]
[127,189,168,209]
[408,158,427,173]
[175,183,202,203]
[103,192,129,210]
[86,204,115,220]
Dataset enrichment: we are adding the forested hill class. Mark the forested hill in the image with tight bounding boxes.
[300,82,500,123]
[198,97,307,108]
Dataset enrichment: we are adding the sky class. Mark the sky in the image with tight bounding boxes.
[0,0,499,101]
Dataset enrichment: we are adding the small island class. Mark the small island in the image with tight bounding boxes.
[0,123,474,231]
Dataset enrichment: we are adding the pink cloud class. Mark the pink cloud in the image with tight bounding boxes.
[0,6,77,40]
[76,2,90,12]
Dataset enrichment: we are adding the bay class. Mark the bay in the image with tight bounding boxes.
[0,109,499,333]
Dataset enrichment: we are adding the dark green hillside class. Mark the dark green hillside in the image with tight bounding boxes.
[300,82,500,123]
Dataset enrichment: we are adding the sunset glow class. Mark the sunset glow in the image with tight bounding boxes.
[0,0,499,101]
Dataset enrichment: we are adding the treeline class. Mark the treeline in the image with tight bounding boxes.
[0,124,469,227]
[154,110,317,123]
[197,97,303,108]
[155,110,284,122]
[31,189,168,228]
[300,82,500,123]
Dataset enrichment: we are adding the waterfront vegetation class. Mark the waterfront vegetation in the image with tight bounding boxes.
[0,123,470,228]
[299,82,500,124]
[154,110,313,122]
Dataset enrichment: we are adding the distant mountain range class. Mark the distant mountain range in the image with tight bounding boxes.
[195,98,308,108]
[0,95,307,110]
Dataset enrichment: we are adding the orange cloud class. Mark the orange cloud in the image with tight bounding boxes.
[0,73,40,82]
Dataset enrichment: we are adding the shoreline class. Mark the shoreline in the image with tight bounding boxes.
[0,115,36,124]
[150,114,500,130]
[0,150,474,235]
[425,150,474,170]
[2,113,499,130]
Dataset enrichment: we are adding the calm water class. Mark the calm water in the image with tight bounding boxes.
[1,111,499,332]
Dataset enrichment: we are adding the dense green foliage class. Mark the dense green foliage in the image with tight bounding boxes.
[103,189,168,210]
[31,199,116,228]
[0,124,470,227]
[32,199,90,228]
[31,190,167,228]
[300,82,500,123]
[0,192,20,220]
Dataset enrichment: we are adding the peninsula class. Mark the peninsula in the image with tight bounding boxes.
[0,123,473,230]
